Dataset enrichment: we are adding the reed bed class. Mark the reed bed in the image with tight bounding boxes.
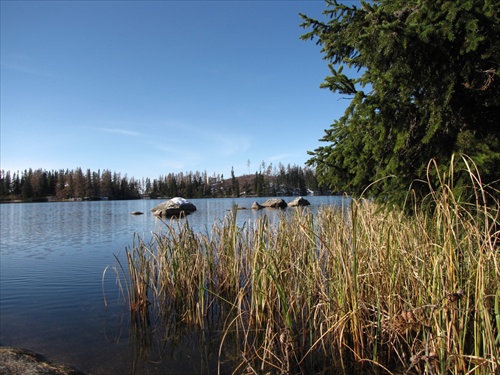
[110,159,499,374]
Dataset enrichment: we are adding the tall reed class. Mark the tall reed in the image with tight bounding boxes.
[111,157,499,374]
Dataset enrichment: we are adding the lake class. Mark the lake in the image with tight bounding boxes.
[0,196,346,374]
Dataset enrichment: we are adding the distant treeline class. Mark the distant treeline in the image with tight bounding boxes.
[0,163,329,202]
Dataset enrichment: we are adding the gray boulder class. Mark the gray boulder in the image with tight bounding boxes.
[288,196,311,207]
[260,198,287,209]
[151,197,197,217]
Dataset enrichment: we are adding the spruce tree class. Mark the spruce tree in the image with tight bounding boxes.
[301,0,500,204]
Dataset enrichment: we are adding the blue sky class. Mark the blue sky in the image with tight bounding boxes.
[1,0,350,180]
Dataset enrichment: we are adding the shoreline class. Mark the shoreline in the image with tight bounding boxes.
[0,346,86,375]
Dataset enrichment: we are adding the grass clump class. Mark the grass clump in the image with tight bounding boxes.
[111,157,499,374]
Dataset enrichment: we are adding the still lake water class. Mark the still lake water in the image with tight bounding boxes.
[0,196,346,374]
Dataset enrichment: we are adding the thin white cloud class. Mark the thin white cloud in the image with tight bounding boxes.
[98,128,143,137]
[161,160,186,170]
[1,56,54,78]
[267,153,294,162]
[153,117,254,157]
[214,134,252,156]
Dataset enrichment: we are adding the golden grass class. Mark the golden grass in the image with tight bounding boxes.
[109,157,499,374]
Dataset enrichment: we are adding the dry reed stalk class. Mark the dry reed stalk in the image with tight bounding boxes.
[110,157,499,374]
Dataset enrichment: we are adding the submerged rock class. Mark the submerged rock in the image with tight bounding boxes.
[251,202,264,210]
[0,346,86,375]
[288,196,311,207]
[226,206,247,211]
[151,197,197,217]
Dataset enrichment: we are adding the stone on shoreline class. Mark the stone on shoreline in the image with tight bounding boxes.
[0,346,86,375]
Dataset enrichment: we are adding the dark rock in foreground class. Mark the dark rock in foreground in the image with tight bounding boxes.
[0,346,86,375]
[288,196,311,207]
[151,197,197,217]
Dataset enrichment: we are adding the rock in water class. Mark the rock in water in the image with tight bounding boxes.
[251,202,264,210]
[288,196,311,207]
[151,197,197,217]
[260,198,287,208]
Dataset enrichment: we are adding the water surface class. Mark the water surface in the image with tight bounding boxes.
[0,196,346,374]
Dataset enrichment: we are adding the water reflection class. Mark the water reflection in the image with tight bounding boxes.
[0,196,348,374]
